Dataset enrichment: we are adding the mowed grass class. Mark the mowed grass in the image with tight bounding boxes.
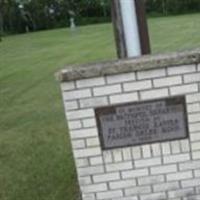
[0,13,200,200]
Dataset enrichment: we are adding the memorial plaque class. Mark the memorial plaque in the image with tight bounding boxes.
[95,96,188,150]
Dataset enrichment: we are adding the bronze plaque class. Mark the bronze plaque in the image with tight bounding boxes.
[95,96,188,150]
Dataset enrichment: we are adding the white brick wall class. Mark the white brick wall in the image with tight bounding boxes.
[123,80,152,92]
[167,64,196,75]
[63,88,91,100]
[150,164,177,175]
[135,157,161,168]
[140,88,169,100]
[96,190,123,200]
[153,76,182,87]
[170,84,198,95]
[137,68,166,80]
[109,179,136,189]
[76,77,105,88]
[93,84,121,96]
[109,92,138,104]
[60,62,200,200]
[106,72,136,84]
[153,181,179,192]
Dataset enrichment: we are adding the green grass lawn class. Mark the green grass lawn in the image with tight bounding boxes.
[0,13,200,200]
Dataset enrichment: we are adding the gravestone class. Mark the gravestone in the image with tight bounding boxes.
[68,10,76,30]
[57,49,200,200]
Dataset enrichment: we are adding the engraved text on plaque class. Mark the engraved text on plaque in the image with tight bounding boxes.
[95,96,188,150]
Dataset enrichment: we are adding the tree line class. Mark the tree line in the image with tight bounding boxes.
[0,0,200,36]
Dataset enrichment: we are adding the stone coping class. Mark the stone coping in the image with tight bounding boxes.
[57,49,200,82]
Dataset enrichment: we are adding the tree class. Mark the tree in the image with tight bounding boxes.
[0,0,4,41]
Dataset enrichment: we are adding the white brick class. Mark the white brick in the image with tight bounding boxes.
[195,169,200,177]
[141,88,168,100]
[109,179,136,190]
[140,192,166,200]
[79,176,92,185]
[196,186,200,194]
[135,157,161,168]
[125,186,151,196]
[168,64,196,75]
[154,76,182,87]
[64,100,78,110]
[151,143,161,156]
[153,181,179,192]
[183,195,200,200]
[187,103,200,113]
[189,113,200,123]
[171,141,181,154]
[96,190,123,200]
[106,161,132,172]
[67,109,94,120]
[122,148,132,161]
[189,123,200,132]
[82,118,96,128]
[76,77,105,88]
[123,80,152,92]
[167,171,193,181]
[72,139,85,149]
[109,92,138,104]
[68,120,82,130]
[78,166,104,176]
[151,164,177,175]
[122,168,148,179]
[90,156,103,165]
[81,183,107,193]
[137,68,166,80]
[106,72,135,84]
[181,178,200,188]
[93,172,120,183]
[170,84,198,95]
[161,142,171,155]
[190,133,200,142]
[63,89,91,100]
[82,193,95,200]
[74,147,101,158]
[103,151,113,164]
[180,140,190,153]
[179,160,200,170]
[61,81,75,91]
[114,197,138,200]
[192,148,200,161]
[168,188,195,199]
[138,175,164,185]
[163,153,190,164]
[93,84,121,96]
[113,150,123,162]
[76,158,89,168]
[86,137,100,147]
[184,72,200,83]
[80,97,108,108]
[192,151,200,159]
[142,145,151,158]
[70,128,97,139]
[192,142,200,151]
[187,93,200,103]
[132,146,142,160]
[174,197,186,200]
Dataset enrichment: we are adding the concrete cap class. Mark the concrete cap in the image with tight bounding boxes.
[57,49,200,82]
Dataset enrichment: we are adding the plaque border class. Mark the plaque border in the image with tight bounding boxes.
[95,95,189,150]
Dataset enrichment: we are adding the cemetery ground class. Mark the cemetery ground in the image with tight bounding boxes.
[0,13,200,200]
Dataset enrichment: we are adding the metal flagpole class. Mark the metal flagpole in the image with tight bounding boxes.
[111,0,151,59]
